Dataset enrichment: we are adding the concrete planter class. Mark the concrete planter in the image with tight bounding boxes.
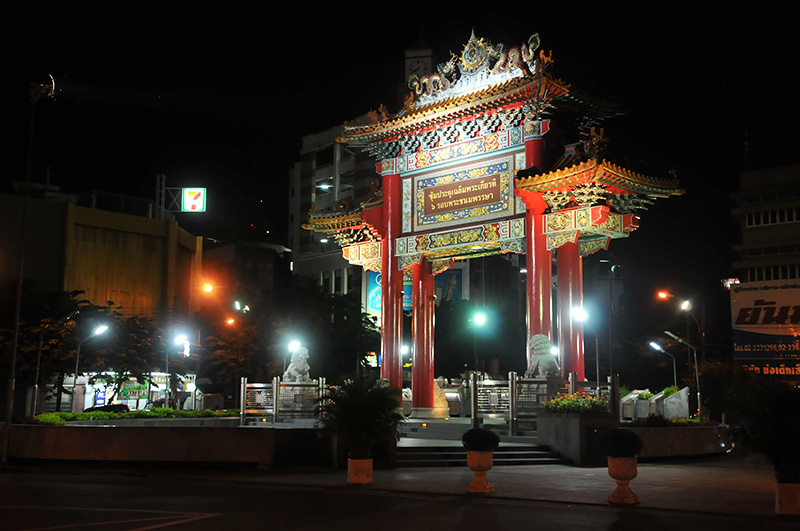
[776,482,800,515]
[347,458,373,485]
[9,424,275,468]
[627,425,731,458]
[606,456,640,504]
[536,413,618,466]
[466,451,494,493]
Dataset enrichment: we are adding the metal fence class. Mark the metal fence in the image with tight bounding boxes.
[469,372,616,433]
[239,372,615,432]
[239,377,327,425]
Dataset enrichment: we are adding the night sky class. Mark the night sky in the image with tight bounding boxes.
[11,5,798,350]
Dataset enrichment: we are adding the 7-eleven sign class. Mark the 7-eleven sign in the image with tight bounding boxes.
[181,188,207,212]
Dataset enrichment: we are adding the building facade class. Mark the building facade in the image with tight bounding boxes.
[730,163,800,381]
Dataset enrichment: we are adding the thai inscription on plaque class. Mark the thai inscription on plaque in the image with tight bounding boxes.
[423,173,502,216]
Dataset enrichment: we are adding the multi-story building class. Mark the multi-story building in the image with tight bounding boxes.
[288,125,377,297]
[731,163,800,283]
[730,163,800,381]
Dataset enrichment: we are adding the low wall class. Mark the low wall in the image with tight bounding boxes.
[9,425,275,468]
[537,414,732,466]
[630,425,732,459]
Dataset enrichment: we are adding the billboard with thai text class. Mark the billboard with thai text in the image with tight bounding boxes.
[730,280,800,378]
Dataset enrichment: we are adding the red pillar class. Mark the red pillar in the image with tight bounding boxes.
[380,173,403,390]
[557,241,584,381]
[525,199,553,342]
[411,257,435,414]
[524,118,553,359]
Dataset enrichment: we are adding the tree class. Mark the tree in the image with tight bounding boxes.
[91,314,163,403]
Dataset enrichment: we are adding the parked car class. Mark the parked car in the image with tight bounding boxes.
[83,404,130,413]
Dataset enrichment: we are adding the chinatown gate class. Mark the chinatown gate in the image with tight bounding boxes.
[304,31,682,418]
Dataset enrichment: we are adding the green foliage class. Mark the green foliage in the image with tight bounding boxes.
[33,409,239,425]
[317,377,405,459]
[637,391,655,400]
[544,393,610,414]
[619,386,631,398]
[461,427,500,451]
[597,428,643,458]
[661,385,680,398]
[35,413,66,426]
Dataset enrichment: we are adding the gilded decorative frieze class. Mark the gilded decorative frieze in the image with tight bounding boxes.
[395,218,524,263]
[543,205,637,252]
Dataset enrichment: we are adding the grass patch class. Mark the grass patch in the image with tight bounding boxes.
[35,409,240,425]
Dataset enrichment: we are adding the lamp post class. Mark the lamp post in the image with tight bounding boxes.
[571,306,600,396]
[34,309,80,416]
[657,290,703,363]
[649,341,677,388]
[2,76,56,465]
[471,311,486,373]
[665,330,702,418]
[72,325,109,412]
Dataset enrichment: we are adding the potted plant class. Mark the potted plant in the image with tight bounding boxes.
[461,427,500,493]
[597,427,643,505]
[739,383,800,514]
[317,377,405,485]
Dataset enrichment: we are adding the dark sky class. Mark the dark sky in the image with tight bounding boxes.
[11,5,798,340]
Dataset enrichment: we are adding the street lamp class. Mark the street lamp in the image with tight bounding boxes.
[665,330,702,418]
[649,341,677,388]
[73,325,108,412]
[34,309,80,415]
[572,307,601,396]
[471,311,486,372]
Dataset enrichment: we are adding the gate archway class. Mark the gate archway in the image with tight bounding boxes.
[304,31,682,417]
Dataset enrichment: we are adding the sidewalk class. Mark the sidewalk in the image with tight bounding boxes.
[248,451,782,518]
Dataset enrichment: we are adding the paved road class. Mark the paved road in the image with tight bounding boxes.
[1,466,798,531]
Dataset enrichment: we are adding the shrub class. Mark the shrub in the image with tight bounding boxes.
[661,386,680,398]
[35,413,66,426]
[461,427,500,452]
[544,393,609,414]
[597,428,643,458]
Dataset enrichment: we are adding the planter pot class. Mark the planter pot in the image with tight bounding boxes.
[347,458,373,485]
[606,456,639,505]
[537,413,617,466]
[466,450,494,493]
[776,482,800,515]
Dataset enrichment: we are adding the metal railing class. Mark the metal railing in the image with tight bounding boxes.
[469,372,616,433]
[239,372,616,433]
[239,377,327,425]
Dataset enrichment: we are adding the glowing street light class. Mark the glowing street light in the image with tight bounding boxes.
[285,340,301,374]
[471,311,486,372]
[73,325,109,411]
[649,341,677,388]
[572,307,601,396]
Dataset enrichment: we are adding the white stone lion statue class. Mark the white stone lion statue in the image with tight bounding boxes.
[525,334,561,378]
[283,347,311,382]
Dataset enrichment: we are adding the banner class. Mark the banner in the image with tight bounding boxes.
[731,280,800,378]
